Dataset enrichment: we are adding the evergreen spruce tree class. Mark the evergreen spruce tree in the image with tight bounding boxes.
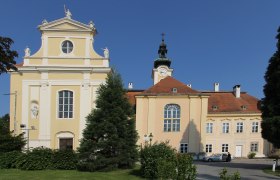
[78,69,138,171]
[261,26,280,148]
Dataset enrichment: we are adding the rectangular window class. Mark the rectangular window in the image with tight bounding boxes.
[206,123,213,133]
[180,143,188,153]
[206,144,212,153]
[252,122,259,133]
[222,144,228,152]
[250,142,258,152]
[172,119,180,131]
[58,90,73,118]
[236,122,243,133]
[164,120,171,132]
[59,138,73,150]
[222,123,229,133]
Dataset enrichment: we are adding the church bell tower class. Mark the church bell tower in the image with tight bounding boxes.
[152,34,173,84]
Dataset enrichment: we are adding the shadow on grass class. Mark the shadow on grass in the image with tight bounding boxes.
[129,166,142,178]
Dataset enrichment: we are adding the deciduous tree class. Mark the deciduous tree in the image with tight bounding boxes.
[0,36,18,74]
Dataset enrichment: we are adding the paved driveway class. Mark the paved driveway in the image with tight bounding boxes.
[195,159,280,180]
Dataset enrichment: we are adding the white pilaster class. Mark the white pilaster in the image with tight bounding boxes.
[21,83,29,136]
[39,82,51,146]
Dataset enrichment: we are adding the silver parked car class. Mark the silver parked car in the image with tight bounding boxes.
[203,153,229,162]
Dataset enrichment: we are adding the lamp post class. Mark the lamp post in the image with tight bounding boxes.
[3,91,17,135]
[144,133,153,146]
[20,124,36,150]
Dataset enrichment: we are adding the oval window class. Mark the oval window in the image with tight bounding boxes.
[61,40,73,54]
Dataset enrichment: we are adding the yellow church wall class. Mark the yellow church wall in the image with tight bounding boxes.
[50,85,81,150]
[90,73,107,80]
[29,58,42,65]
[48,37,64,56]
[48,58,84,65]
[44,31,90,37]
[71,38,85,57]
[48,73,83,80]
[90,60,105,66]
[9,73,23,134]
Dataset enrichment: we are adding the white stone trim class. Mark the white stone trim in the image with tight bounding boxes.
[85,37,90,58]
[41,72,48,79]
[21,82,29,136]
[29,139,51,148]
[39,82,51,139]
[24,58,29,65]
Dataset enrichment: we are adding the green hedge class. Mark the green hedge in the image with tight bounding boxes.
[0,147,78,170]
[0,151,22,169]
[52,149,77,170]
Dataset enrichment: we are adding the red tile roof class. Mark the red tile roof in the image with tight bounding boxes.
[205,92,261,114]
[138,76,200,96]
[15,62,23,67]
[126,76,261,114]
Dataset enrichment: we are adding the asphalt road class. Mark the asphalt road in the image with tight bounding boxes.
[195,159,280,180]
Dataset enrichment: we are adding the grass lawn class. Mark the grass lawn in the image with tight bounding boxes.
[263,167,280,177]
[0,168,144,180]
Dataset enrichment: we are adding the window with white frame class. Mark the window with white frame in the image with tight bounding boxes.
[222,144,229,152]
[61,40,73,54]
[236,122,243,133]
[250,142,258,152]
[180,143,188,153]
[222,123,229,133]
[252,122,259,133]
[206,144,212,153]
[206,123,213,133]
[58,90,73,118]
[164,104,180,132]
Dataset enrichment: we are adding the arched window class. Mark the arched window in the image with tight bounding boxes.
[164,104,180,132]
[58,90,73,118]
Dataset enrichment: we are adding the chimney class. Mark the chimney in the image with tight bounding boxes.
[128,82,133,90]
[233,85,241,98]
[187,84,192,88]
[214,83,219,92]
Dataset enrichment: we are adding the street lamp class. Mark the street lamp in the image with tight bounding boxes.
[144,133,153,146]
[3,91,17,135]
[20,124,36,150]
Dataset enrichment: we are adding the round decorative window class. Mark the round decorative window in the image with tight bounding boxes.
[61,40,73,54]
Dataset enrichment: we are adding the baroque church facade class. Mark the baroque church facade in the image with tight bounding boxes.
[10,12,110,150]
[10,12,270,157]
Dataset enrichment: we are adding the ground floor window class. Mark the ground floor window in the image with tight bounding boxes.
[222,144,228,152]
[59,138,73,150]
[206,144,212,153]
[180,143,188,153]
[250,142,258,152]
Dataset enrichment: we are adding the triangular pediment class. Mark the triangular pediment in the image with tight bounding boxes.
[39,17,94,32]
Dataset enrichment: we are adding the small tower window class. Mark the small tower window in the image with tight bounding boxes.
[172,88,177,93]
[62,40,73,54]
[241,105,247,110]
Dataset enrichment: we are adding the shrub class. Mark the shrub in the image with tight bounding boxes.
[219,168,240,180]
[247,152,256,159]
[140,142,197,179]
[0,151,22,169]
[177,153,197,180]
[52,149,78,170]
[16,147,53,170]
[140,142,177,179]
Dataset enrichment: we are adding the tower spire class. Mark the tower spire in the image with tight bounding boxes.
[154,33,171,68]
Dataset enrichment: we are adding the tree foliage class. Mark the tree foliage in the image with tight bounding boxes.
[261,26,280,148]
[78,69,138,171]
[0,36,18,74]
[0,114,26,153]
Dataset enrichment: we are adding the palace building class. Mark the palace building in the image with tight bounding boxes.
[10,11,270,157]
[9,11,110,150]
[128,37,270,158]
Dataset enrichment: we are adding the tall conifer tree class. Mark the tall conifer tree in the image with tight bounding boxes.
[261,26,280,148]
[78,69,138,171]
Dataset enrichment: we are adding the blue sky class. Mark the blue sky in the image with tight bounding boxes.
[1,0,280,116]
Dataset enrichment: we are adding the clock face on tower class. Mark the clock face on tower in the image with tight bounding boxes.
[158,67,167,76]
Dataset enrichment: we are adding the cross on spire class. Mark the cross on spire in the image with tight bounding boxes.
[161,33,165,41]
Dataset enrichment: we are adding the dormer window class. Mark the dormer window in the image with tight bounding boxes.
[172,88,177,93]
[212,105,219,111]
[241,105,247,110]
[62,40,73,54]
